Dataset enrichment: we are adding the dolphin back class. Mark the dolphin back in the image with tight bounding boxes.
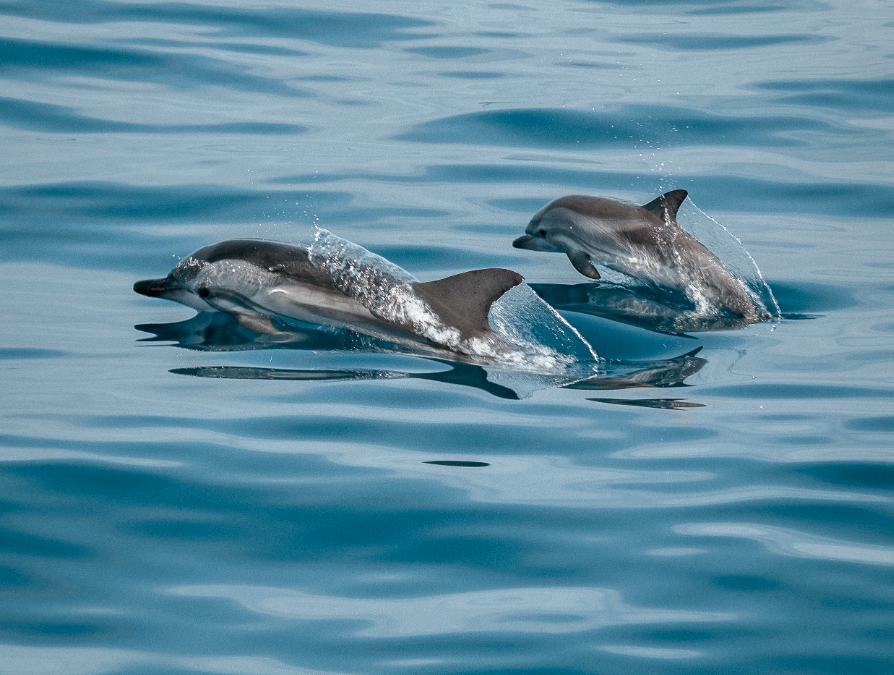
[412,268,524,340]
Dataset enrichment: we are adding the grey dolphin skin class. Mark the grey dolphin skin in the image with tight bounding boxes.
[134,239,523,351]
[512,190,762,321]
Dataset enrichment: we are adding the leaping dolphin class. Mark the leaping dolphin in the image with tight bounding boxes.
[134,238,524,357]
[512,190,763,322]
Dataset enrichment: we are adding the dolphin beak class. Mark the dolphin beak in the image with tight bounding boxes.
[133,277,172,298]
[512,234,535,249]
[513,233,564,253]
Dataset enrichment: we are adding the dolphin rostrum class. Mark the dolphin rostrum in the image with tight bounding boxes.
[512,190,763,321]
[134,238,524,357]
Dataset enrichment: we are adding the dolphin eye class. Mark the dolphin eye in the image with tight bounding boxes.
[538,228,547,236]
[198,287,210,299]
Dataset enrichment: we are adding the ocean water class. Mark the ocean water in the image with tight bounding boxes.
[1,1,893,673]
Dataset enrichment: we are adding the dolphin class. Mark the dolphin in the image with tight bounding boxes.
[512,190,762,321]
[134,239,524,356]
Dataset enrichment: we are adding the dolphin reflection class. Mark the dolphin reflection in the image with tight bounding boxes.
[136,312,708,400]
[529,282,754,335]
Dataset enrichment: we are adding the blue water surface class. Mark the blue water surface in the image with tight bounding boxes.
[1,1,893,673]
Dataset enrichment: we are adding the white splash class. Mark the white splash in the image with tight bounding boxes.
[677,200,782,321]
[489,283,598,365]
[307,228,597,373]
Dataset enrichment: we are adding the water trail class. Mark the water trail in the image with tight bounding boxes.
[489,283,598,364]
[678,200,782,321]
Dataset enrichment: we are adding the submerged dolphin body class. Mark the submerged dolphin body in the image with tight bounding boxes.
[512,190,763,322]
[134,239,524,357]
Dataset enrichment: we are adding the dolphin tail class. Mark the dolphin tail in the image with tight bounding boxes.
[412,268,524,340]
[641,189,688,222]
[133,277,172,298]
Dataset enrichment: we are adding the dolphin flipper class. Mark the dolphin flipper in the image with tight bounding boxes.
[412,268,524,340]
[197,289,287,335]
[641,189,688,222]
[231,313,284,335]
[566,249,601,280]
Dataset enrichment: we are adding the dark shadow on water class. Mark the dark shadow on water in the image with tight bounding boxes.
[423,461,490,467]
[587,398,706,410]
[136,313,709,400]
[173,362,523,400]
[171,366,394,382]
[0,348,68,360]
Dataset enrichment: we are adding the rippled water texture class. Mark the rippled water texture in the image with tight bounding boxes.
[1,1,893,674]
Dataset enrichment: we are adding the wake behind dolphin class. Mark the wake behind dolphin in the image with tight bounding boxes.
[134,228,596,373]
[513,189,774,324]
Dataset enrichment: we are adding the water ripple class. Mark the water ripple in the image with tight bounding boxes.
[598,644,702,660]
[0,445,180,468]
[169,584,733,637]
[268,164,894,218]
[676,523,894,566]
[756,78,894,112]
[0,96,307,134]
[0,3,432,48]
[1,0,893,671]
[0,37,307,96]
[0,644,350,675]
[619,33,827,50]
[396,106,840,149]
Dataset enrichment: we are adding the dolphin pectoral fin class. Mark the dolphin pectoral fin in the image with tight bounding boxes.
[232,313,284,335]
[412,268,524,339]
[642,189,688,222]
[567,250,601,280]
[199,290,285,335]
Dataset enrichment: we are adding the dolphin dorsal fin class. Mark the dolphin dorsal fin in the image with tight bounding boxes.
[641,189,689,222]
[412,268,524,340]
